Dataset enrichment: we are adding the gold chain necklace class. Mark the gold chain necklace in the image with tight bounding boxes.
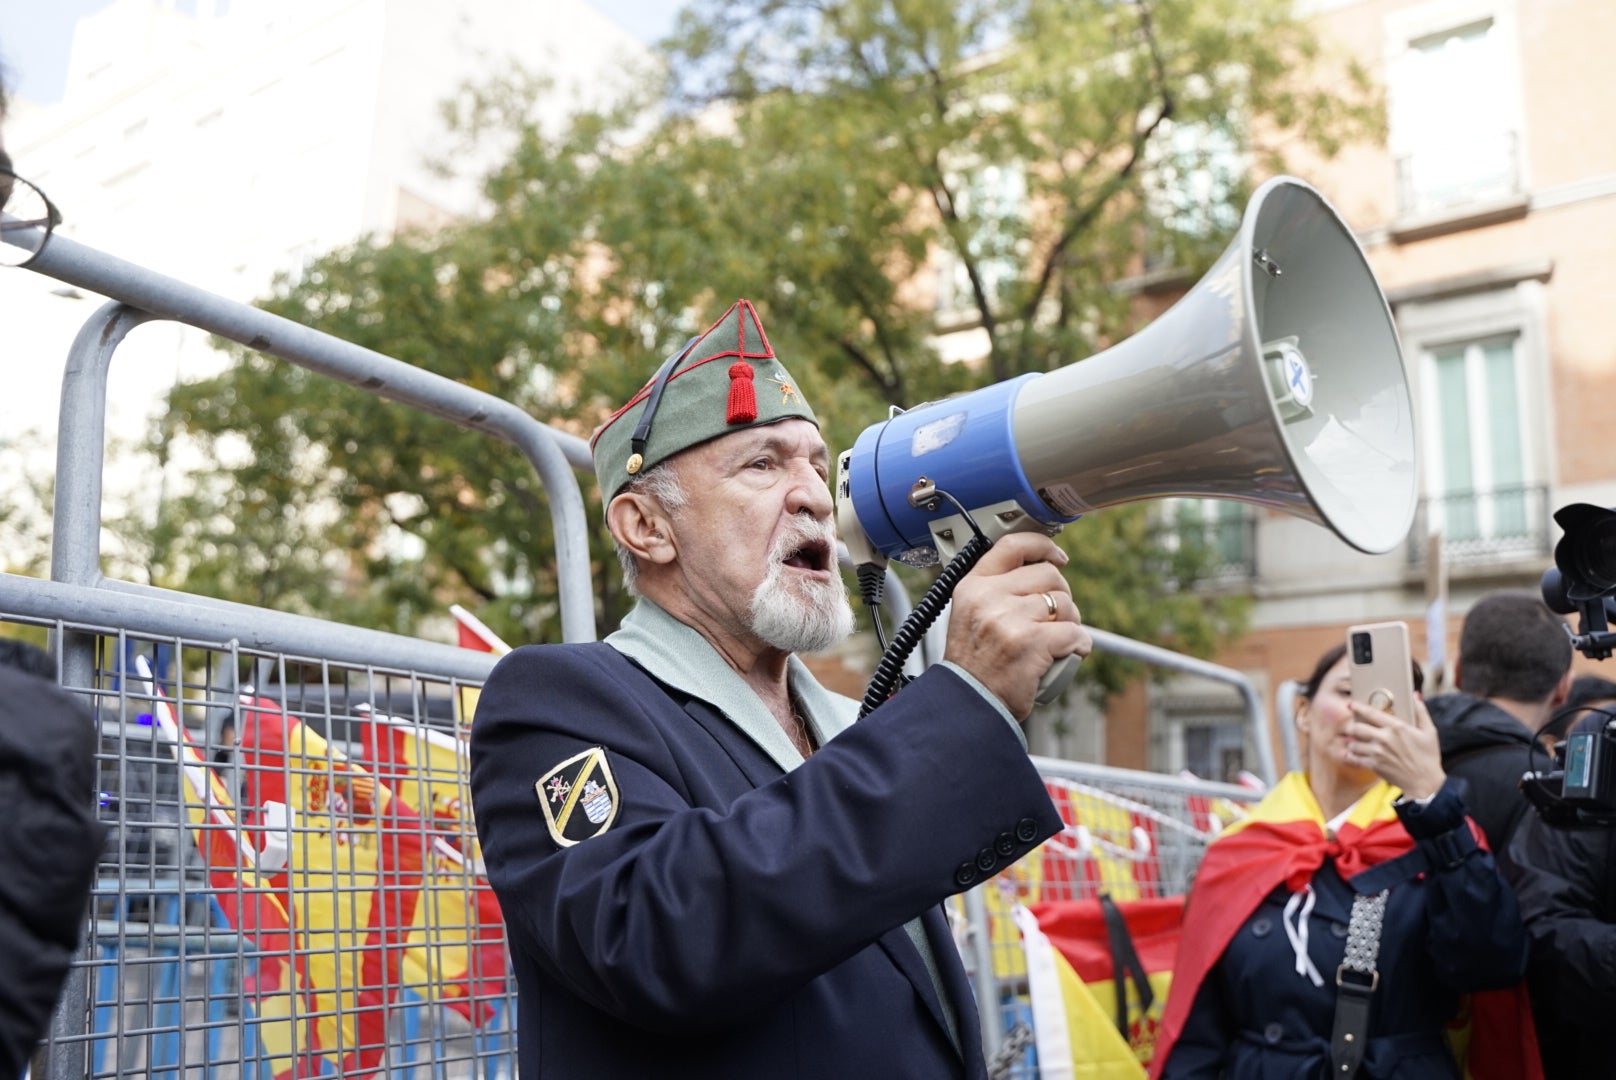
[788,707,815,759]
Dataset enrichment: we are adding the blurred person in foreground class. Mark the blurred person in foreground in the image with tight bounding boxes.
[469,299,1090,1078]
[1152,641,1535,1079]
[0,638,106,1078]
[0,72,58,269]
[1506,673,1616,1079]
[1427,591,1573,870]
[0,71,108,1080]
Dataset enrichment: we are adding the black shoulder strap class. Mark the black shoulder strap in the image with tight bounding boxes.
[1099,893,1153,1038]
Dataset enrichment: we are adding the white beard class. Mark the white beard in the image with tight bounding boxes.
[748,518,855,654]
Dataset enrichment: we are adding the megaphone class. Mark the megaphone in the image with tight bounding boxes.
[837,174,1416,565]
[836,176,1417,706]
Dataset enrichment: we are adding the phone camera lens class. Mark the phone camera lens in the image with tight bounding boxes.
[1351,633,1373,665]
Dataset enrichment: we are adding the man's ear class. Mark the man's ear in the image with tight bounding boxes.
[607,491,677,568]
[1551,668,1573,709]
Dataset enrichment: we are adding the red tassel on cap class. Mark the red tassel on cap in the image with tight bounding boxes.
[727,361,758,424]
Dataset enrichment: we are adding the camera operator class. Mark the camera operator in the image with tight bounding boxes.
[1427,591,1572,872]
[1536,676,1616,748]
[1506,678,1616,1079]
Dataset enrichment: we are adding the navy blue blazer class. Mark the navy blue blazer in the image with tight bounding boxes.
[469,640,1062,1078]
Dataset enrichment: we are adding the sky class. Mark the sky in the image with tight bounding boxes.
[0,0,681,105]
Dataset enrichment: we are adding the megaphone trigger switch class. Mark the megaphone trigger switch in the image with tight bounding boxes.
[908,477,938,511]
[1034,654,1083,708]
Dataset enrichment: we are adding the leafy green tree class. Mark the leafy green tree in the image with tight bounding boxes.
[147,0,1381,697]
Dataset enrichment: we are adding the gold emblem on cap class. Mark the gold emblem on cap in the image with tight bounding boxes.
[767,375,798,405]
[626,452,644,474]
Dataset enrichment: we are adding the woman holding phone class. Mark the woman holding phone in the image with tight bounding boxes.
[1151,640,1538,1079]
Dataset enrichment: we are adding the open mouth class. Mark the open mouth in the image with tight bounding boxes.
[782,537,832,573]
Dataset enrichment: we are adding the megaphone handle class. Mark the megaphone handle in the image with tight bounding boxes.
[971,515,1081,707]
[1035,652,1083,707]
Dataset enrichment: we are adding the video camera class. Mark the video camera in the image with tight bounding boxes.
[1520,503,1616,825]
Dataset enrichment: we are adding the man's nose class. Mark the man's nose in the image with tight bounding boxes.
[786,462,834,518]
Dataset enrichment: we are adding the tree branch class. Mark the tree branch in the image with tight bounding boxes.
[1019,0,1175,346]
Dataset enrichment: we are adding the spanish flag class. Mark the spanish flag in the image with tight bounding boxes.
[354,706,507,1024]
[1018,896,1185,1078]
[135,661,320,1080]
[238,695,425,1077]
[450,604,510,731]
[1016,903,1149,1079]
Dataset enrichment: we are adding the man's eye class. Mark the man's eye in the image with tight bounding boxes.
[748,458,772,470]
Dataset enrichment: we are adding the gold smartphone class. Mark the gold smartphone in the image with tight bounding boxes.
[1346,621,1417,723]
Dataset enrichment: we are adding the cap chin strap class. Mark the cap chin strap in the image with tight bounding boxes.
[627,335,700,475]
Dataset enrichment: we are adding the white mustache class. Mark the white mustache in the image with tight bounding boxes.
[769,516,837,563]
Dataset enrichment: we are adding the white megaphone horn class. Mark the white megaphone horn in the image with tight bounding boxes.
[836,176,1417,706]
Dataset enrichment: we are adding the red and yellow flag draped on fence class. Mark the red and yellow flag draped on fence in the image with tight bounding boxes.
[135,661,321,1080]
[969,778,1243,984]
[237,695,428,1076]
[236,695,509,1063]
[353,706,506,1023]
[1016,897,1184,1079]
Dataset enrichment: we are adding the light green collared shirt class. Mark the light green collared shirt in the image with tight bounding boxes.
[607,598,1025,765]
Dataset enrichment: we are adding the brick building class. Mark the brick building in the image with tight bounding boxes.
[1090,0,1616,777]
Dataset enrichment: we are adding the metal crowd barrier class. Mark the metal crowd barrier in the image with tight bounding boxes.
[960,759,1262,1079]
[7,612,511,1080]
[3,230,1274,1078]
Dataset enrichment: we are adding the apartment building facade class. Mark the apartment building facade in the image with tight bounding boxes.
[1,0,650,569]
[1084,0,1616,778]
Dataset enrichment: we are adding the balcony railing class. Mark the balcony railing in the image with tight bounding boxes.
[1394,129,1522,220]
[1406,484,1552,567]
[1154,511,1258,585]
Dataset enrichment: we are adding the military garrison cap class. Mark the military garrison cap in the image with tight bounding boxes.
[591,299,818,497]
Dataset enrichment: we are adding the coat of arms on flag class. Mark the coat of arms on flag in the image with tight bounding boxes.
[535,747,619,847]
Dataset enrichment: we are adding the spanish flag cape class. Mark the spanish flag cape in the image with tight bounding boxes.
[1148,772,1540,1080]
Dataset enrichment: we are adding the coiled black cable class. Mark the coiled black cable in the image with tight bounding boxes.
[857,533,994,719]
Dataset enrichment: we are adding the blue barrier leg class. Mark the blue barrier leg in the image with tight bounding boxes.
[477,999,516,1080]
[92,940,121,1076]
[398,990,424,1080]
[150,894,184,1080]
[203,948,233,1078]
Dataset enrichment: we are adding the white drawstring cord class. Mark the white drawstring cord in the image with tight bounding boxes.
[1282,886,1326,987]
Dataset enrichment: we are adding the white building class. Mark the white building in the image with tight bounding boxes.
[1,0,654,571]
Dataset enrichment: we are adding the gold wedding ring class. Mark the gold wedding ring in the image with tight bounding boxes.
[1041,592,1058,621]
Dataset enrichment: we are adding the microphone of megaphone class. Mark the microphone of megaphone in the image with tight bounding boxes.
[837,175,1417,708]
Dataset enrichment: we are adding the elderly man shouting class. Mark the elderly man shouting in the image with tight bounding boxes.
[470,299,1089,1079]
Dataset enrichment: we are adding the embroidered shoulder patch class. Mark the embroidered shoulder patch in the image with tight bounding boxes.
[534,747,620,847]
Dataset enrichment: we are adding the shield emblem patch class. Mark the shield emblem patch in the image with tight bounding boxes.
[534,747,620,847]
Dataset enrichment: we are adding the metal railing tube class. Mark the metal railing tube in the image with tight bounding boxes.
[28,233,597,641]
[1087,627,1277,786]
[0,573,500,684]
[1276,678,1303,773]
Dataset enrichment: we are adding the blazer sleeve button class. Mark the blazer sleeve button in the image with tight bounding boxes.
[1015,817,1041,843]
[954,862,979,887]
[994,831,1017,857]
[975,847,998,873]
